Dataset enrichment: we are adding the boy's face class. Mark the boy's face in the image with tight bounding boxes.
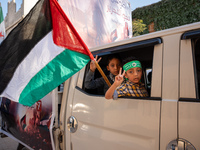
[125,67,142,83]
[107,58,121,76]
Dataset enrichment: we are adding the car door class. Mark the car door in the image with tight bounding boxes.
[64,38,163,150]
[178,30,200,150]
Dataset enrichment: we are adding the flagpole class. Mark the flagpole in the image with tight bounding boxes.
[94,61,111,87]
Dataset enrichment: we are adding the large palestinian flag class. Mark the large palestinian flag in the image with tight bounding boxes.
[0,0,94,106]
[0,5,6,44]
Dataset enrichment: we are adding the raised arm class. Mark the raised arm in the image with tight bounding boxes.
[105,68,125,99]
[90,55,101,72]
[84,55,103,89]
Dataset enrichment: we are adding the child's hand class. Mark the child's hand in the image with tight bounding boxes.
[90,55,102,72]
[114,68,125,86]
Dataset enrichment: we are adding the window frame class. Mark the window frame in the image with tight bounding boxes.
[79,38,163,99]
[179,29,200,101]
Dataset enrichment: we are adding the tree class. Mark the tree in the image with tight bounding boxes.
[132,19,147,36]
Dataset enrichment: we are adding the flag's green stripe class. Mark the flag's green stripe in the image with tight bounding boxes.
[0,6,3,23]
[19,49,90,106]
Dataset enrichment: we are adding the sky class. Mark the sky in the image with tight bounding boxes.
[0,0,22,18]
[0,0,161,18]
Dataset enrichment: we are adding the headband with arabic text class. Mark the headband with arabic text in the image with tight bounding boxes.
[123,60,142,72]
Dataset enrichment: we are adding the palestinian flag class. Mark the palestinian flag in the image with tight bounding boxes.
[0,5,6,44]
[20,115,27,130]
[0,0,94,106]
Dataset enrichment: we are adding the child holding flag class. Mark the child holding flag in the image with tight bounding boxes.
[84,54,122,94]
[105,57,149,99]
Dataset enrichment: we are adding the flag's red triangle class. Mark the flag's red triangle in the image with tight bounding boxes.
[49,0,94,60]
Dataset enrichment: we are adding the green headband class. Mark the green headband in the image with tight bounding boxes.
[123,60,142,72]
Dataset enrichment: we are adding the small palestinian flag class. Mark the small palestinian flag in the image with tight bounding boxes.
[0,5,6,44]
[0,0,94,106]
[20,115,27,130]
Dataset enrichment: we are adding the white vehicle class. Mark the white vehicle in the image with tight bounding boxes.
[57,22,200,150]
[1,22,200,150]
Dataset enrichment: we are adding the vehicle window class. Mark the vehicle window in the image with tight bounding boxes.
[82,45,155,97]
[194,38,200,98]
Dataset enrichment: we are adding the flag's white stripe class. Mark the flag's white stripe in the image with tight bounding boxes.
[1,31,63,102]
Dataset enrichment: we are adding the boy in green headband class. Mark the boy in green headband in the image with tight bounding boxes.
[105,57,149,99]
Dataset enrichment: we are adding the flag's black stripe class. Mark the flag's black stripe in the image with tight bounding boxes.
[0,0,52,94]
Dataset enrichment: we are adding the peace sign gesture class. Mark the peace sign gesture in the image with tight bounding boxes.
[105,68,125,99]
[114,68,125,86]
[90,55,102,72]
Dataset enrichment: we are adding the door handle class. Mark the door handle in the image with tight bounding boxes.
[67,116,78,133]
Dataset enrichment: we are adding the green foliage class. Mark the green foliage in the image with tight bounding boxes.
[132,19,147,36]
[132,0,200,34]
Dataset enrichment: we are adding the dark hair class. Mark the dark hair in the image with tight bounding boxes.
[107,54,122,65]
[122,56,138,66]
